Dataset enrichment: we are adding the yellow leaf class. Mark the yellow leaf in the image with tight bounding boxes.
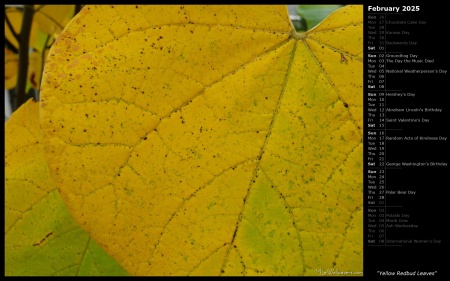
[4,6,74,90]
[40,5,363,276]
[5,99,129,276]
[34,5,75,38]
[5,48,18,89]
[4,7,39,50]
[33,28,54,56]
[27,51,43,89]
[3,50,43,90]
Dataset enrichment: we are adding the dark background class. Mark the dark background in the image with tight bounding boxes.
[364,1,447,278]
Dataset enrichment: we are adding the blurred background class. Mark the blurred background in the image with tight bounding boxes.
[4,4,343,121]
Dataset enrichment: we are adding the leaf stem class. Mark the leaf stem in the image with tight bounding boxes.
[4,10,20,44]
[37,10,65,31]
[291,31,306,40]
[5,37,19,54]
[35,34,53,101]
[15,5,34,111]
[33,4,45,14]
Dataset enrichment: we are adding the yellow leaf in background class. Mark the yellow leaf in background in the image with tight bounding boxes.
[3,50,43,90]
[27,51,43,90]
[34,5,75,39]
[40,5,363,276]
[5,99,129,276]
[33,28,54,56]
[4,7,39,50]
[5,48,18,89]
[4,6,75,91]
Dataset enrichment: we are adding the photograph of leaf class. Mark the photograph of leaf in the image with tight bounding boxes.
[5,5,363,276]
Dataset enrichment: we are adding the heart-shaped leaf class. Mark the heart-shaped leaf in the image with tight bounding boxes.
[40,5,363,276]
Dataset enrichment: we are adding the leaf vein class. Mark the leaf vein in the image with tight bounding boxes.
[300,38,362,135]
[220,38,298,273]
